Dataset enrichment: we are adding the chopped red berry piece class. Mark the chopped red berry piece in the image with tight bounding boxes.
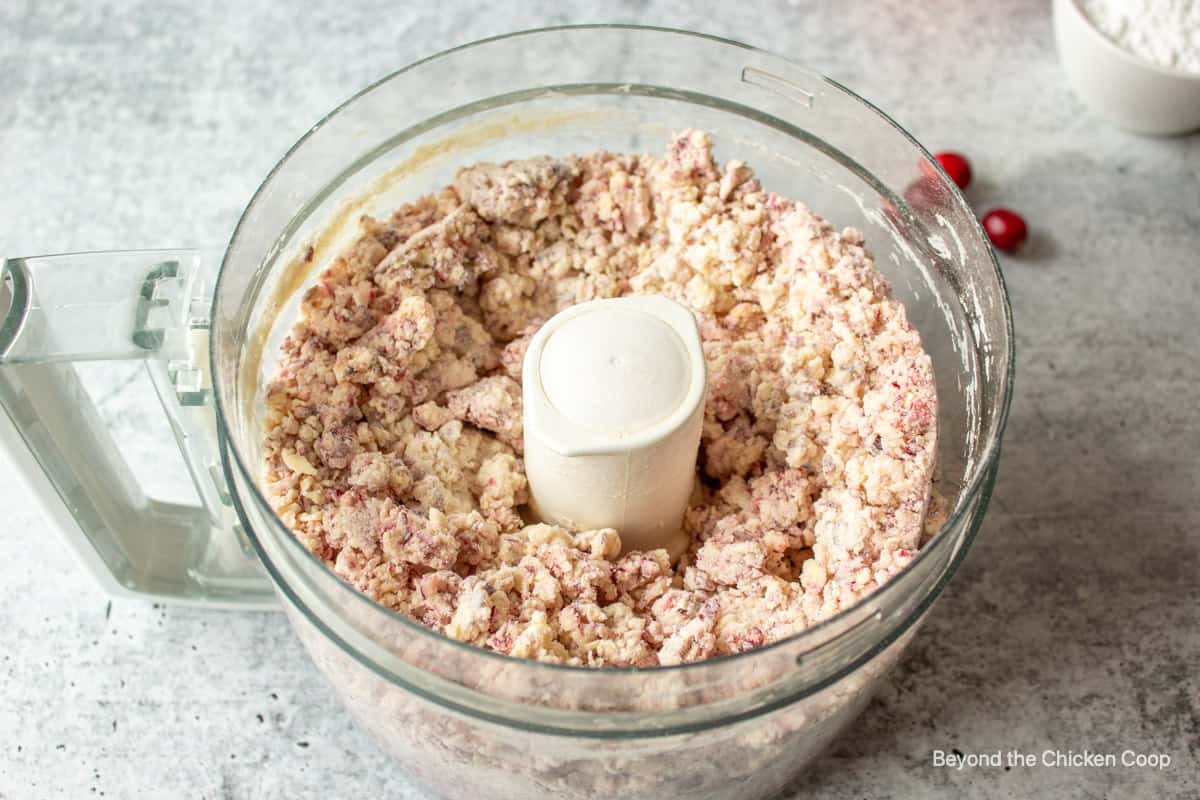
[982,208,1028,253]
[933,151,972,190]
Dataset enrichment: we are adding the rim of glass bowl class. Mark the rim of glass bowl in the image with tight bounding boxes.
[213,25,1015,681]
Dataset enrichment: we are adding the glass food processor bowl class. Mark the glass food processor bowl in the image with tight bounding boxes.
[0,26,1013,800]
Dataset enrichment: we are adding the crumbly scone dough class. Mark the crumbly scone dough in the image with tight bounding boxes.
[263,131,938,667]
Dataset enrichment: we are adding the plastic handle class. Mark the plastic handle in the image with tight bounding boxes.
[0,251,274,608]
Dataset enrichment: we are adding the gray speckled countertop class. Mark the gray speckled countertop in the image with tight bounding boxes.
[1,1,1197,798]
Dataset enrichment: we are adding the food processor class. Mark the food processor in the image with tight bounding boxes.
[0,26,1013,799]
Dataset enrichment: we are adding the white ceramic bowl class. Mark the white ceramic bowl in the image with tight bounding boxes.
[1054,0,1200,135]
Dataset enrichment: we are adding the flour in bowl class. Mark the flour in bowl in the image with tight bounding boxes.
[1081,0,1200,73]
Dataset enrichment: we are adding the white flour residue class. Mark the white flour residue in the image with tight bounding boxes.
[1080,0,1200,73]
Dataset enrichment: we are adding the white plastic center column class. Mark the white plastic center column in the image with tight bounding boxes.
[522,296,706,560]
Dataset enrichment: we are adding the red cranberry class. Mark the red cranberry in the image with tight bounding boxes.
[933,151,972,190]
[982,208,1028,253]
[903,176,942,214]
